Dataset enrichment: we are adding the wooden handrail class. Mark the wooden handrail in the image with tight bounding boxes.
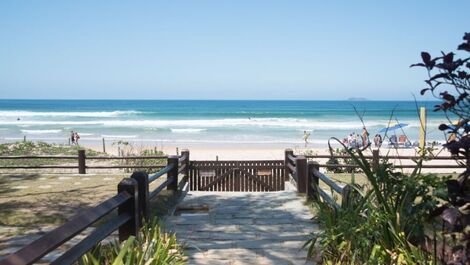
[287,163,296,174]
[304,154,457,160]
[88,155,168,160]
[148,164,174,183]
[0,190,133,265]
[50,213,132,265]
[0,155,77,159]
[316,163,464,169]
[317,186,340,209]
[178,163,187,174]
[0,155,168,160]
[149,177,175,199]
[287,154,297,164]
[0,150,192,265]
[313,169,343,194]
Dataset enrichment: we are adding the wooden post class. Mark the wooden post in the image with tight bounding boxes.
[307,161,320,199]
[181,149,190,182]
[284,149,294,181]
[23,135,26,142]
[118,178,139,242]
[176,147,179,156]
[372,149,379,171]
[68,138,71,146]
[131,171,149,223]
[167,155,179,191]
[419,107,427,156]
[102,138,106,153]
[78,149,86,174]
[295,155,307,193]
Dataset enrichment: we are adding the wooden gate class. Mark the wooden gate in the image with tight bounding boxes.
[189,160,285,192]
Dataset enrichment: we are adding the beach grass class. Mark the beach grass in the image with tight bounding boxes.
[0,141,103,168]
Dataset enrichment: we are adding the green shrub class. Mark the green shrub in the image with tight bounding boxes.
[77,219,184,265]
[0,141,103,167]
[305,141,448,264]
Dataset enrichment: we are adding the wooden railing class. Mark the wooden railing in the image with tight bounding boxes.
[305,150,464,170]
[285,149,465,210]
[0,150,168,174]
[0,150,190,265]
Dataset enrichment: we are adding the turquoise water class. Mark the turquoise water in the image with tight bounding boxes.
[0,100,446,147]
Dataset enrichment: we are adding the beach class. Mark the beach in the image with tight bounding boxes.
[0,99,461,173]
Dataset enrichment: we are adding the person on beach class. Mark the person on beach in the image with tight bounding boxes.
[303,130,311,147]
[70,131,75,145]
[374,134,383,147]
[361,127,369,147]
[74,132,80,145]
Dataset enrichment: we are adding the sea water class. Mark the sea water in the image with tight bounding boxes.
[0,100,447,148]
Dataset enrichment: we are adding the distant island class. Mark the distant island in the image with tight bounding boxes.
[347,97,368,101]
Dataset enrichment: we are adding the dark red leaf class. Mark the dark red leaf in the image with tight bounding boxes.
[463,32,470,42]
[457,43,470,52]
[443,52,454,64]
[410,63,425,68]
[420,88,429,95]
[430,73,450,81]
[421,52,431,64]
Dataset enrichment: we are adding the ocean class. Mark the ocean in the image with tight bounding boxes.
[0,100,447,148]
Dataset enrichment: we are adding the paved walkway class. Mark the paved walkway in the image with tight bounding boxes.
[165,189,318,265]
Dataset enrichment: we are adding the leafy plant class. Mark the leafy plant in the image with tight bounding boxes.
[77,219,184,265]
[412,32,470,263]
[305,139,447,264]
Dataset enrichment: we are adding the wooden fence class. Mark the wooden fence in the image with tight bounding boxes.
[189,160,285,192]
[305,150,464,169]
[285,148,466,210]
[0,149,167,174]
[0,150,190,265]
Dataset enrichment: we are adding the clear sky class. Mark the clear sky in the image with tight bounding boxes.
[0,1,468,100]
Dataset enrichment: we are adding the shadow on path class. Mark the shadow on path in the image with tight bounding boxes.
[165,189,318,265]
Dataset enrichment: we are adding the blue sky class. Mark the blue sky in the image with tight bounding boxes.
[0,1,468,100]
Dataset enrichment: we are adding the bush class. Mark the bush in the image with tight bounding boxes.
[305,143,448,264]
[412,32,470,263]
[78,219,184,265]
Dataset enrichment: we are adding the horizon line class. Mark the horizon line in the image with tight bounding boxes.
[0,98,439,102]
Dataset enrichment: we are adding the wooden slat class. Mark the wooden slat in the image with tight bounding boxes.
[1,192,131,265]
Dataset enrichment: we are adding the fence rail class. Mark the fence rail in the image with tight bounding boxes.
[0,150,190,265]
[284,149,465,210]
[305,150,464,171]
[0,150,168,174]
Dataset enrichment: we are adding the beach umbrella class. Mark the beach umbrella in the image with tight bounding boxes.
[447,123,470,130]
[378,123,408,133]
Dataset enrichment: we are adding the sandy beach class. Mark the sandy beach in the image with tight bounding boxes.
[83,142,462,174]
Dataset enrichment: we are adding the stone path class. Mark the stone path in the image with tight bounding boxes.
[166,189,318,265]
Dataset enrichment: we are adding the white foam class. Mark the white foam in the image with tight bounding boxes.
[171,128,206,133]
[21,129,62,134]
[0,110,139,117]
[101,134,138,139]
[1,118,443,131]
